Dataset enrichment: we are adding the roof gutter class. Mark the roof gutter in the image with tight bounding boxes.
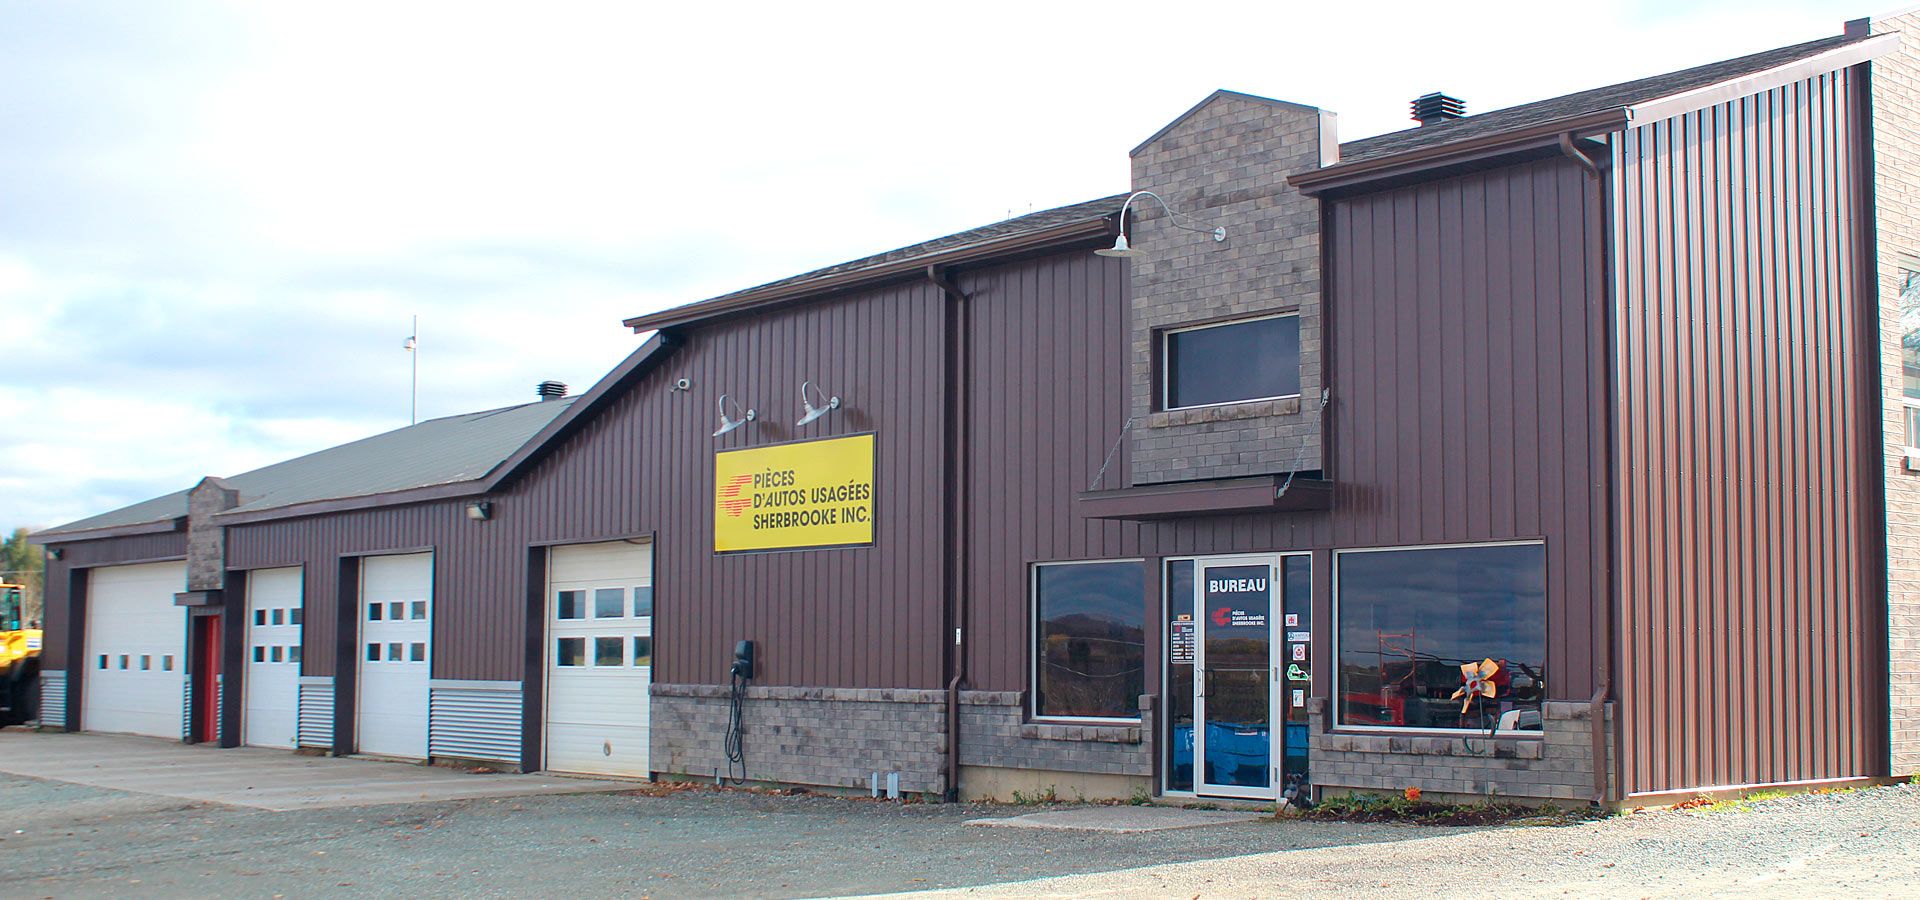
[623,217,1119,333]
[29,517,183,545]
[1291,108,1626,195]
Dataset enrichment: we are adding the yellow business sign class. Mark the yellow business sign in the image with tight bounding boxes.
[714,433,876,552]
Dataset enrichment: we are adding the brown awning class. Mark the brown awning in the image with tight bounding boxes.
[1076,474,1332,521]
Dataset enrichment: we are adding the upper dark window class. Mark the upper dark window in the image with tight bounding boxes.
[1033,560,1146,720]
[1335,543,1546,732]
[1162,314,1301,410]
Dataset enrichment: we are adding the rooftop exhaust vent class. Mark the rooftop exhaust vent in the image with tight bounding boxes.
[1411,92,1465,126]
[537,380,568,401]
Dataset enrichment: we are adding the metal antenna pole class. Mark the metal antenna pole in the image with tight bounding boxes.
[408,314,418,425]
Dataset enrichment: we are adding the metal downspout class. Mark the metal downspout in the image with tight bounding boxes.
[928,264,970,802]
[1560,131,1613,805]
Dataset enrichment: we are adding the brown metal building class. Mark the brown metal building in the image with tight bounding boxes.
[31,20,1920,806]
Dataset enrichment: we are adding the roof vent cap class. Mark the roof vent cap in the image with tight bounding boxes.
[1411,92,1466,126]
[536,380,568,401]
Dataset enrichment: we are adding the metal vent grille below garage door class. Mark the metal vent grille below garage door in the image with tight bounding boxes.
[297,677,334,749]
[180,677,223,743]
[39,670,66,726]
[428,680,521,764]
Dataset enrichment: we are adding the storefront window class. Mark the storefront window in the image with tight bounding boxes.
[1335,543,1546,732]
[1164,559,1196,791]
[1033,560,1146,720]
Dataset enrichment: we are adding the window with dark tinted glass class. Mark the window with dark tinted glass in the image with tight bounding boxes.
[1033,561,1146,720]
[1336,543,1546,732]
[1163,314,1301,409]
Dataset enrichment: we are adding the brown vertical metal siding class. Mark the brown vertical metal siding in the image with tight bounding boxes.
[225,279,948,688]
[1613,68,1879,794]
[1324,157,1612,702]
[40,531,188,669]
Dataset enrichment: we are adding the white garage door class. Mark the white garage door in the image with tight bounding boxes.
[244,567,303,749]
[83,561,187,738]
[546,540,652,777]
[357,552,432,759]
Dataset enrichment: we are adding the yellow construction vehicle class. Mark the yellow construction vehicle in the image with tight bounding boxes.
[1,582,41,725]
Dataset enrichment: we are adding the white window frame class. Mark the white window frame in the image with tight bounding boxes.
[1030,557,1148,724]
[1159,311,1304,412]
[1331,539,1547,738]
[1901,398,1920,471]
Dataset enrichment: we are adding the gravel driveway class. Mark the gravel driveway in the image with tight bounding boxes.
[3,770,1917,898]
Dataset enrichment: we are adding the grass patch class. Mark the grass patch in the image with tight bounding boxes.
[1300,792,1600,827]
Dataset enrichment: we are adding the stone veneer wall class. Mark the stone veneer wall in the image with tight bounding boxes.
[1124,91,1336,486]
[651,686,1159,797]
[1870,10,1920,776]
[957,692,1153,778]
[651,684,949,795]
[1308,699,1613,803]
[185,477,238,592]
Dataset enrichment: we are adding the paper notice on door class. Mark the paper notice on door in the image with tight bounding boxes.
[1285,613,1299,627]
[1292,643,1307,661]
[1292,689,1305,707]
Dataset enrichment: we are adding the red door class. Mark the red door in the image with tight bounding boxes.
[192,615,221,743]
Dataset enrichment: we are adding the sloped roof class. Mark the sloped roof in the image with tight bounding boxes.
[623,194,1126,331]
[1335,32,1878,167]
[37,398,576,539]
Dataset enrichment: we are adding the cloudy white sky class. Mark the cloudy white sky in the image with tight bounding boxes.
[0,0,1871,529]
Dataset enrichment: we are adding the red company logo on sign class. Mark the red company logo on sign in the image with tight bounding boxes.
[1211,607,1232,627]
[719,474,753,517]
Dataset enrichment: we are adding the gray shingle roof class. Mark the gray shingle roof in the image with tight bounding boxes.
[38,398,576,537]
[1338,33,1870,165]
[625,194,1126,329]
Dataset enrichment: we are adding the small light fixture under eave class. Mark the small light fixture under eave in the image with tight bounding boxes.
[713,393,756,438]
[48,547,64,561]
[795,380,841,428]
[1095,190,1227,258]
[465,500,492,521]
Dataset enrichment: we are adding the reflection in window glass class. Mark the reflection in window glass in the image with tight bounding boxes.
[140,655,151,670]
[410,642,425,662]
[594,588,625,619]
[633,636,652,667]
[556,590,585,620]
[254,609,266,626]
[594,636,623,666]
[388,602,404,621]
[1033,561,1146,719]
[1163,559,1196,793]
[556,637,585,667]
[633,586,654,617]
[290,608,303,626]
[387,642,402,661]
[411,601,427,620]
[163,656,174,671]
[1337,543,1547,732]
[119,655,129,669]
[270,646,282,663]
[367,643,380,662]
[254,646,265,663]
[1164,315,1301,409]
[369,603,383,621]
[289,645,302,665]
[271,609,283,626]
[1903,271,1920,400]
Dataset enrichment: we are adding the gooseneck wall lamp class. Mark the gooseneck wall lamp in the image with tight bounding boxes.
[713,393,756,438]
[795,380,840,428]
[1094,190,1227,258]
